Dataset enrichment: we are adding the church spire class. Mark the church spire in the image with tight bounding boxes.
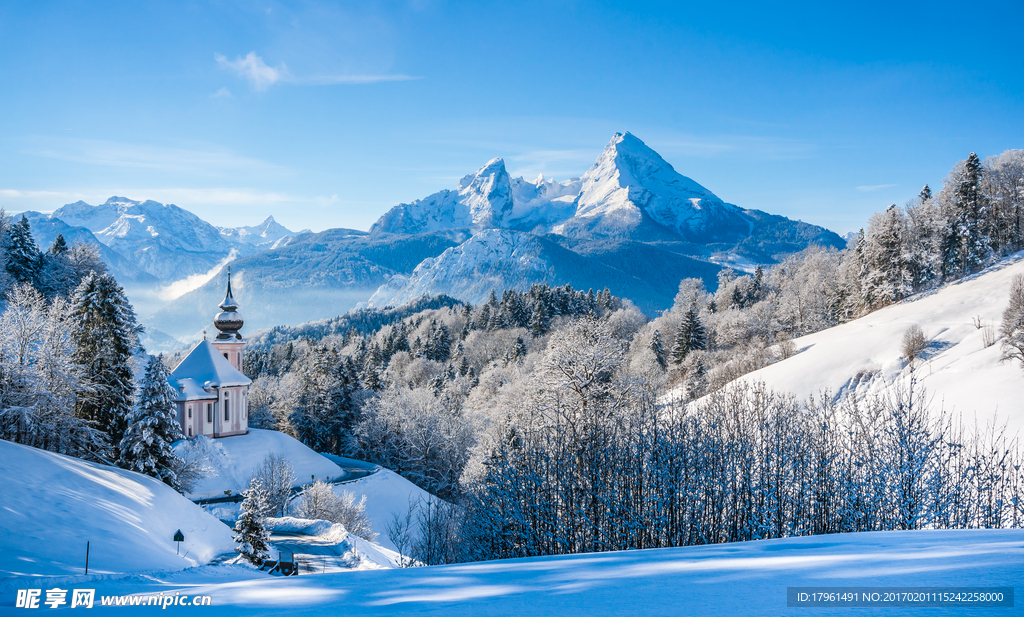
[214,266,243,340]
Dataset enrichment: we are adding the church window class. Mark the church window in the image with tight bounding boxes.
[207,403,212,423]
[224,394,230,421]
[188,406,192,419]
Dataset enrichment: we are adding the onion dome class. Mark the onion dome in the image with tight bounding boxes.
[214,266,243,340]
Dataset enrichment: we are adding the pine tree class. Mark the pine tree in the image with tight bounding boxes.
[118,355,183,489]
[685,353,708,400]
[529,299,550,336]
[671,307,707,364]
[505,336,527,366]
[233,478,271,565]
[919,184,932,202]
[5,215,41,287]
[942,153,991,278]
[649,329,667,369]
[70,272,140,454]
[49,233,68,255]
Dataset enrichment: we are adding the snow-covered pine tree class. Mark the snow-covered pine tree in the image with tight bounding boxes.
[5,215,41,287]
[861,205,913,308]
[70,271,141,454]
[649,329,667,369]
[529,299,550,336]
[671,307,707,364]
[999,273,1024,369]
[942,153,991,278]
[919,184,932,202]
[118,355,183,489]
[233,478,271,565]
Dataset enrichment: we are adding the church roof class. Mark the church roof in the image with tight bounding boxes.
[170,340,251,397]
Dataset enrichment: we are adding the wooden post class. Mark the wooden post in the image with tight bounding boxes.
[85,541,89,575]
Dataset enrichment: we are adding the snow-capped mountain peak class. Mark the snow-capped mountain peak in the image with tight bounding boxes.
[371,157,515,234]
[561,132,749,241]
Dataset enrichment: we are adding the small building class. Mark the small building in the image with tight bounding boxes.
[169,269,251,439]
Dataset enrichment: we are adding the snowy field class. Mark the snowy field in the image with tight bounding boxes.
[701,251,1024,433]
[329,467,437,552]
[176,429,345,499]
[2,529,1019,615]
[0,440,234,579]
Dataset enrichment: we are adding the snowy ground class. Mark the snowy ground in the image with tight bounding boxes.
[327,467,438,552]
[176,429,346,500]
[265,517,402,572]
[686,251,1024,434]
[0,440,234,579]
[2,529,1019,615]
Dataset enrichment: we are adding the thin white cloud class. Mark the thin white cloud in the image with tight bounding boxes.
[215,52,285,91]
[294,74,421,85]
[856,184,898,192]
[215,51,419,90]
[212,86,232,98]
[25,137,286,177]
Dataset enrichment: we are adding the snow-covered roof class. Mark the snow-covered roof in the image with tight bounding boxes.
[167,375,218,401]
[170,340,251,398]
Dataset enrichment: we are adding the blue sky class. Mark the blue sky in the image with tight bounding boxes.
[1,1,1022,234]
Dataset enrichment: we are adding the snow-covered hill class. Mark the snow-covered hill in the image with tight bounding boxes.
[0,440,234,578]
[176,429,346,500]
[711,251,1024,434]
[218,216,306,249]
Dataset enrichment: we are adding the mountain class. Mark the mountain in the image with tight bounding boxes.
[20,211,158,285]
[371,158,585,236]
[555,132,751,242]
[218,215,306,249]
[146,229,463,339]
[49,197,303,283]
[366,132,844,314]
[368,228,720,313]
[52,197,236,282]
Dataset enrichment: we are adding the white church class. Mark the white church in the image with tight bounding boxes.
[168,269,251,439]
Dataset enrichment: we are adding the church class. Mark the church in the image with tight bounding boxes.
[169,269,251,439]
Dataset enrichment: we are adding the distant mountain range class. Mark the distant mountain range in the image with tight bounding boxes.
[21,132,844,347]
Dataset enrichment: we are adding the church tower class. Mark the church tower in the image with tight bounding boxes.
[211,266,245,371]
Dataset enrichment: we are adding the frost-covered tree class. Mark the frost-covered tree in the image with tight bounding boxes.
[250,452,296,517]
[5,215,41,287]
[941,153,991,278]
[234,478,271,565]
[70,271,141,453]
[999,273,1024,370]
[118,355,183,489]
[861,205,913,308]
[288,481,377,541]
[671,307,706,364]
[649,329,667,369]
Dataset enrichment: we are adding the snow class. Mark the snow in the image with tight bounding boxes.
[176,429,345,499]
[331,468,438,552]
[0,440,234,579]
[562,132,749,240]
[371,158,514,234]
[6,529,1019,615]
[702,251,1024,434]
[368,229,554,308]
[265,517,402,569]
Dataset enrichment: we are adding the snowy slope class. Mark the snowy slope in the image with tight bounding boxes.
[177,429,345,499]
[712,252,1024,433]
[330,468,438,552]
[0,440,234,578]
[12,529,1021,615]
[217,216,302,249]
